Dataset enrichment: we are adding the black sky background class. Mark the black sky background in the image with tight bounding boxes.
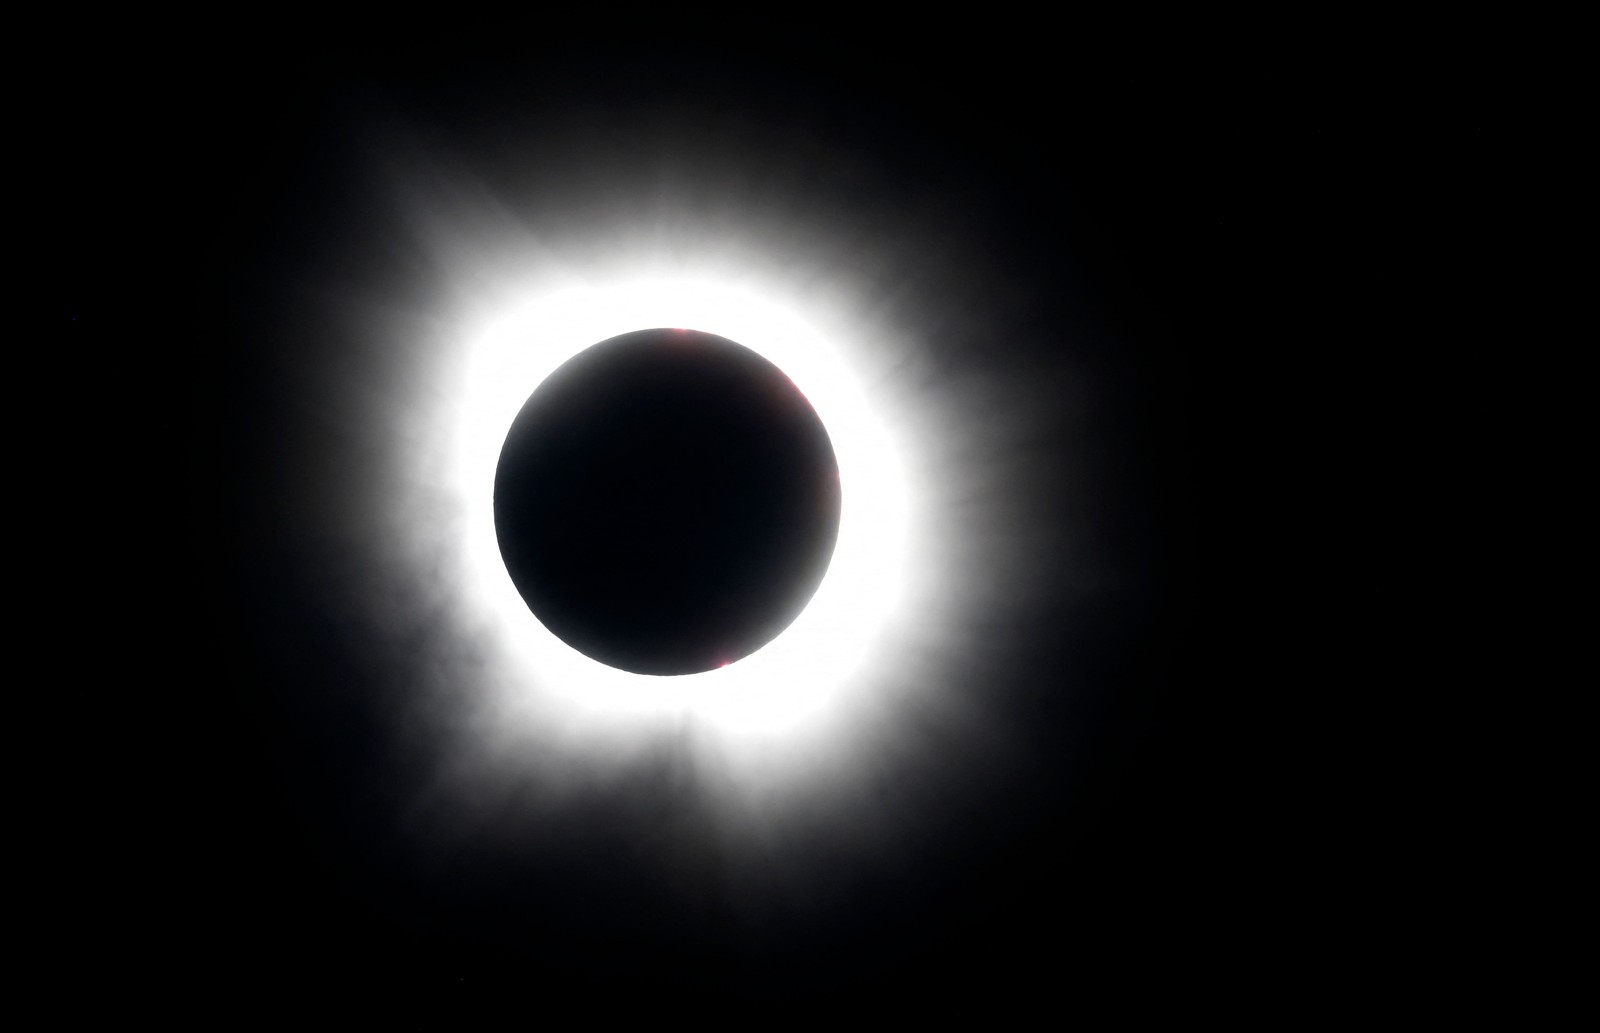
[49,18,1519,1020]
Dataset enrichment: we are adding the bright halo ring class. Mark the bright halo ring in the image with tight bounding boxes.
[451,272,911,735]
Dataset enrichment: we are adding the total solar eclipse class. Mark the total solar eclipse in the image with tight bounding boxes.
[493,328,842,676]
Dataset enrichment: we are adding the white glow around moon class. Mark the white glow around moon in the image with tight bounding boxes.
[449,271,915,742]
[315,115,1088,834]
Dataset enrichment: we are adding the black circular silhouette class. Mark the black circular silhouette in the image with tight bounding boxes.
[494,328,843,676]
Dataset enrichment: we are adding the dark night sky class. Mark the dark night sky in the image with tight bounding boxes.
[49,18,1518,1021]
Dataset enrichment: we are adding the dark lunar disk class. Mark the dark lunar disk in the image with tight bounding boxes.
[493,328,843,676]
